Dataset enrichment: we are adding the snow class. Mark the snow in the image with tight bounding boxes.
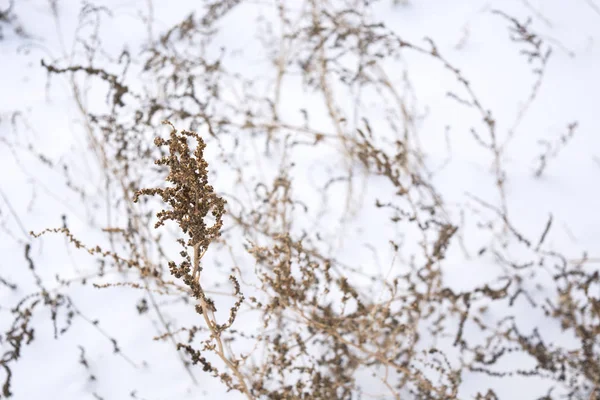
[1,0,599,399]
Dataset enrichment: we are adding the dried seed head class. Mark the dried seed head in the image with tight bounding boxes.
[133,120,226,251]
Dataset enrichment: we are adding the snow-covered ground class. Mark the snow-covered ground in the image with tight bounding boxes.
[1,0,599,399]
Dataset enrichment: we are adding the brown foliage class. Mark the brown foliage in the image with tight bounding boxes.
[1,1,598,399]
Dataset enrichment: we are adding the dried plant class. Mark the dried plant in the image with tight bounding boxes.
[0,0,26,41]
[1,1,598,399]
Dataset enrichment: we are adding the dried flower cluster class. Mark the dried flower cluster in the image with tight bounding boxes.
[1,1,598,400]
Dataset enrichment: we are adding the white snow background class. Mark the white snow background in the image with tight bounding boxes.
[0,0,599,399]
